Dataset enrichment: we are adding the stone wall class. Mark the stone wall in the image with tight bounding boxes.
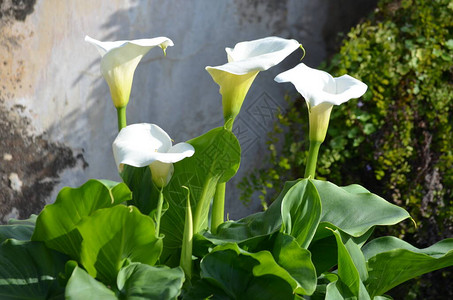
[0,0,377,222]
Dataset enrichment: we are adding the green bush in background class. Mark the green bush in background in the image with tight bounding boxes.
[240,0,452,298]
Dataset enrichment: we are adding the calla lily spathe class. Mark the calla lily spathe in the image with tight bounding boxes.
[206,37,301,127]
[85,35,174,109]
[112,123,194,187]
[275,63,367,142]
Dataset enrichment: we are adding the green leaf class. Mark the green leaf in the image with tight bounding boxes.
[270,233,317,295]
[117,263,185,299]
[363,237,453,298]
[7,214,38,226]
[121,165,156,215]
[198,243,300,299]
[76,205,163,284]
[65,263,185,300]
[65,265,116,300]
[281,179,321,248]
[204,180,299,248]
[311,180,410,237]
[195,232,317,296]
[0,215,37,243]
[309,227,374,277]
[159,127,240,261]
[32,179,132,259]
[328,229,370,299]
[0,239,68,299]
[308,234,338,276]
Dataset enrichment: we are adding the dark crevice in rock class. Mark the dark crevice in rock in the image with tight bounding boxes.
[0,102,87,223]
[0,0,36,22]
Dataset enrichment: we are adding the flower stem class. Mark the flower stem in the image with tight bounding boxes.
[116,106,127,132]
[155,189,164,237]
[180,186,193,279]
[304,141,322,179]
[211,118,234,234]
[211,182,226,234]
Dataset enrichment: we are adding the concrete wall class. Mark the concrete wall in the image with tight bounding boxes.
[0,0,377,222]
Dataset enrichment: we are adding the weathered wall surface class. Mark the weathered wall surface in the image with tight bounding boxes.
[0,0,377,222]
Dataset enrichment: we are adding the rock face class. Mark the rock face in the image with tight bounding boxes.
[0,0,377,222]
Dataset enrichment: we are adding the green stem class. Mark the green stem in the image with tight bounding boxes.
[304,141,322,179]
[155,189,164,237]
[180,186,193,279]
[116,106,127,132]
[211,182,226,234]
[210,117,234,234]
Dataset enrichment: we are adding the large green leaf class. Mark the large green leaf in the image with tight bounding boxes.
[65,265,116,300]
[312,180,411,237]
[196,243,299,299]
[202,242,314,296]
[0,215,37,243]
[117,263,185,299]
[0,239,68,299]
[32,179,132,259]
[76,205,162,284]
[281,179,321,248]
[159,127,240,261]
[363,237,453,298]
[194,232,317,296]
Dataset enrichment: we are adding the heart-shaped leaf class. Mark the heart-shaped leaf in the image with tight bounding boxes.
[76,205,162,284]
[312,180,410,237]
[363,237,453,298]
[32,179,132,259]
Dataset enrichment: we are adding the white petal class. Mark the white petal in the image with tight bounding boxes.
[275,63,367,107]
[84,35,174,57]
[206,36,300,75]
[225,47,234,63]
[150,142,195,164]
[112,123,172,169]
[332,75,368,105]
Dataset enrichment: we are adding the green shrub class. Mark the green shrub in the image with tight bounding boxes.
[240,0,453,298]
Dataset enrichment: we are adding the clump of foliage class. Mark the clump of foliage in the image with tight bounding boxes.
[1,11,452,299]
[240,0,453,297]
[330,0,453,242]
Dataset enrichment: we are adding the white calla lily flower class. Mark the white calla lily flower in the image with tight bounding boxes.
[206,37,301,128]
[85,35,174,109]
[112,123,194,187]
[275,63,367,142]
